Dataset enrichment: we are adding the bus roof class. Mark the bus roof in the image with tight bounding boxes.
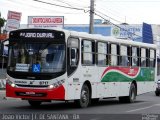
[10,28,157,49]
[68,29,157,49]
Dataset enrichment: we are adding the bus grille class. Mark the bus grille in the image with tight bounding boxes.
[15,92,47,97]
[16,84,48,88]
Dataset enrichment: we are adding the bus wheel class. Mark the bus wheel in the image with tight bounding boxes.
[128,83,136,103]
[75,84,90,108]
[119,83,136,103]
[28,100,42,107]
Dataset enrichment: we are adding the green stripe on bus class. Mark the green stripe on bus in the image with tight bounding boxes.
[101,68,155,82]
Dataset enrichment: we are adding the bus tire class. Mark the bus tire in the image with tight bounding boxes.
[28,100,42,107]
[128,83,136,103]
[75,84,90,108]
[119,83,136,103]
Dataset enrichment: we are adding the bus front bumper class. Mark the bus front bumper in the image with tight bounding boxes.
[6,83,65,100]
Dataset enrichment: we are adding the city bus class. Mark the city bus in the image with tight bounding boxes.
[6,28,157,108]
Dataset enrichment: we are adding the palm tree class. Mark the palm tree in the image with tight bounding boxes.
[0,12,6,34]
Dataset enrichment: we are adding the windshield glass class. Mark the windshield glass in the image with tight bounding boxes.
[8,42,65,73]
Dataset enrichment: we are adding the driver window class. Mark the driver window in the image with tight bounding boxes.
[68,38,79,67]
[67,37,79,76]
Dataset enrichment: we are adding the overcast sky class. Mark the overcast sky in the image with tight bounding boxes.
[1,0,160,25]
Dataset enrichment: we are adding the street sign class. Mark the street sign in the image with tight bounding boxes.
[5,11,22,32]
[28,16,64,29]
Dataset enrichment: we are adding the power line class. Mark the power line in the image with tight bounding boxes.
[50,0,73,7]
[31,0,152,40]
[61,0,90,8]
[95,10,123,23]
[6,0,84,14]
[100,0,160,2]
[94,12,143,39]
[32,0,87,11]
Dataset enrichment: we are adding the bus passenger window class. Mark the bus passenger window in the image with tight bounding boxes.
[132,47,138,66]
[150,49,155,67]
[141,48,146,67]
[82,40,95,65]
[120,45,128,66]
[110,44,117,66]
[97,42,107,66]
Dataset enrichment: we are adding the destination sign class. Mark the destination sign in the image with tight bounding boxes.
[19,32,54,38]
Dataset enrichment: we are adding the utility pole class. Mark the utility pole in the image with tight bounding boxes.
[89,0,94,34]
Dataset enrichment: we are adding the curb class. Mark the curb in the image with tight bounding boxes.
[0,90,21,100]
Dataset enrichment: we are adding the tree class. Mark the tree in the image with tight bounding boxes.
[0,12,6,34]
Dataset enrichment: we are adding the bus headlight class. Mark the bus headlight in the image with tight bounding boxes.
[48,85,54,89]
[48,79,65,89]
[6,78,17,88]
[11,83,16,87]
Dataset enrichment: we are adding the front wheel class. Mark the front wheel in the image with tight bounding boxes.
[75,84,90,108]
[28,100,42,107]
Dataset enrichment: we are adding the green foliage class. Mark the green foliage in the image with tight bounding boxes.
[0,18,6,28]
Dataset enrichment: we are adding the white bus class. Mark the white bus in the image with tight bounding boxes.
[6,28,157,108]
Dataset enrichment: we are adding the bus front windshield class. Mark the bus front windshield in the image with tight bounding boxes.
[8,42,65,73]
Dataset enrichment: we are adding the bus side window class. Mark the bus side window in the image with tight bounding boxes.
[120,45,128,66]
[97,42,107,66]
[141,48,146,67]
[67,37,79,76]
[111,44,117,66]
[150,49,155,67]
[81,40,95,65]
[132,47,138,66]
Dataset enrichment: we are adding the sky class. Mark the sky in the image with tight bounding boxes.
[1,0,160,25]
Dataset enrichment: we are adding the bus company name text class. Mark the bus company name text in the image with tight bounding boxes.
[20,32,54,38]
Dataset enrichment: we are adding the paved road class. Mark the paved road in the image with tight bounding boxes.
[0,91,160,120]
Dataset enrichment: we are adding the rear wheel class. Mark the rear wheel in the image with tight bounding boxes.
[119,83,136,103]
[75,84,90,108]
[28,100,42,107]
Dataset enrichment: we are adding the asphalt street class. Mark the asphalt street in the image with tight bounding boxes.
[0,91,160,120]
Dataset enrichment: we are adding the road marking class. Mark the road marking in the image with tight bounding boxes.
[126,104,160,113]
[130,101,149,106]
